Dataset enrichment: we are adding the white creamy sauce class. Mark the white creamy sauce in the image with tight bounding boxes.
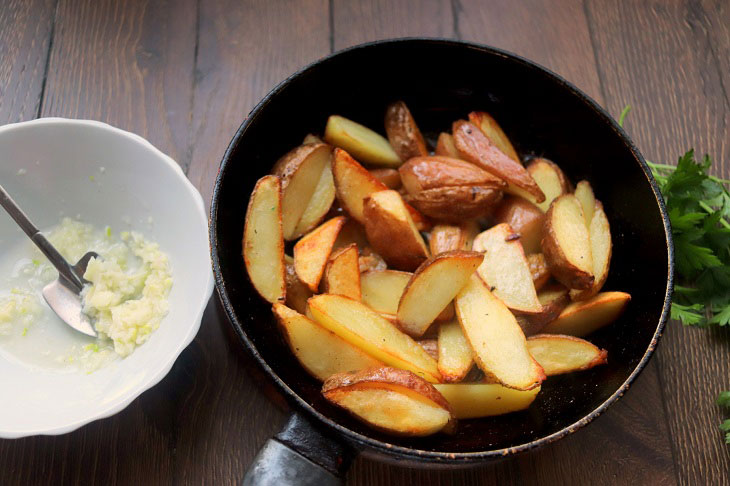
[0,219,172,373]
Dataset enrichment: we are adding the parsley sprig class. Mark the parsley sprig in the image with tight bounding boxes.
[619,106,729,444]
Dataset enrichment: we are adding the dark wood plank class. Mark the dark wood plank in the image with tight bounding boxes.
[181,1,330,483]
[584,1,730,484]
[0,0,55,123]
[186,0,331,208]
[332,0,454,50]
[0,1,196,484]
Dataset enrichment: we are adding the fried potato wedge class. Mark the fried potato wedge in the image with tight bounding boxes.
[273,303,381,381]
[435,132,461,158]
[294,216,346,291]
[272,143,332,239]
[243,175,286,304]
[292,159,336,238]
[438,320,474,383]
[397,251,484,337]
[405,186,503,221]
[453,120,544,202]
[363,190,430,271]
[542,194,594,290]
[574,180,596,225]
[384,101,429,161]
[570,202,612,301]
[473,223,542,314]
[527,253,551,291]
[418,339,439,361]
[333,218,369,251]
[524,158,571,212]
[333,148,428,230]
[455,276,545,390]
[322,367,453,436]
[527,334,607,376]
[399,156,505,194]
[434,383,540,419]
[361,270,412,314]
[284,255,312,315]
[493,196,545,254]
[542,291,631,337]
[517,284,570,336]
[370,168,402,190]
[325,115,401,167]
[323,244,361,300]
[308,294,442,382]
[468,111,520,162]
[429,221,481,254]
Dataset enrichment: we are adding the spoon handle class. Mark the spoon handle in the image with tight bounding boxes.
[0,184,86,291]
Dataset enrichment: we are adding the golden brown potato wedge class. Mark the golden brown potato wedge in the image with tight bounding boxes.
[453,120,545,203]
[361,270,412,314]
[272,143,332,239]
[429,221,481,254]
[323,244,361,300]
[541,291,631,337]
[405,186,503,222]
[524,158,571,212]
[273,303,381,381]
[399,156,505,194]
[294,216,346,291]
[302,133,322,144]
[292,159,336,238]
[468,111,520,162]
[435,132,461,158]
[370,168,402,190]
[516,284,571,336]
[472,223,542,314]
[437,320,474,383]
[570,202,612,301]
[397,251,484,337]
[542,194,594,290]
[363,190,430,271]
[418,339,439,361]
[324,115,401,167]
[455,276,545,390]
[322,367,454,436]
[284,255,312,315]
[332,148,428,230]
[574,180,596,226]
[434,383,540,419]
[527,334,607,376]
[527,253,551,291]
[384,101,429,161]
[333,218,369,251]
[492,197,545,255]
[243,175,286,304]
[308,294,442,382]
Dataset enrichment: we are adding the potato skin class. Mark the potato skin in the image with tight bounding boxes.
[399,156,504,194]
[516,285,570,336]
[405,186,503,221]
[493,197,545,255]
[370,168,402,190]
[528,157,572,193]
[542,197,595,290]
[322,367,452,412]
[271,142,329,190]
[435,132,461,158]
[384,101,429,161]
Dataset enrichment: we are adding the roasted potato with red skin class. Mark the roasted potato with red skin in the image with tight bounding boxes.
[384,101,429,161]
[493,196,545,255]
[452,120,545,203]
[542,194,594,290]
[570,201,612,301]
[322,367,454,436]
[468,111,520,162]
[526,158,571,212]
[435,132,461,158]
[363,190,430,271]
[284,256,312,315]
[542,291,631,337]
[429,221,480,254]
[527,253,551,291]
[405,186,503,222]
[272,143,332,239]
[370,168,402,190]
[516,284,571,336]
[399,156,505,194]
[527,334,607,376]
[323,244,361,300]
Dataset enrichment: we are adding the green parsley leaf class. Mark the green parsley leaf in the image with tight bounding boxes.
[721,419,730,444]
[718,391,730,407]
[670,302,705,326]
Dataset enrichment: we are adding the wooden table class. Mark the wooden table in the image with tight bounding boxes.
[1,1,728,484]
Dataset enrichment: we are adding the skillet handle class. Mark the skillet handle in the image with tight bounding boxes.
[243,413,354,486]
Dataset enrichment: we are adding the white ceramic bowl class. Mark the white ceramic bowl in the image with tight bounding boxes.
[0,118,213,438]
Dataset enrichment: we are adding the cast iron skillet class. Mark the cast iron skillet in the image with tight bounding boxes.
[210,39,673,485]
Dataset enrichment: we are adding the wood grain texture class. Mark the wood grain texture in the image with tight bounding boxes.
[332,0,454,50]
[186,0,330,209]
[585,1,730,484]
[0,0,56,123]
[40,0,197,167]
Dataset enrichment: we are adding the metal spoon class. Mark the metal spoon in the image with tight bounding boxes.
[0,184,98,337]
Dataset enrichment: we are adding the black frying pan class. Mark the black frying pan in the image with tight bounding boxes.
[209,39,673,485]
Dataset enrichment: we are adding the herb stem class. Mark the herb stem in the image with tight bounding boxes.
[698,201,730,229]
